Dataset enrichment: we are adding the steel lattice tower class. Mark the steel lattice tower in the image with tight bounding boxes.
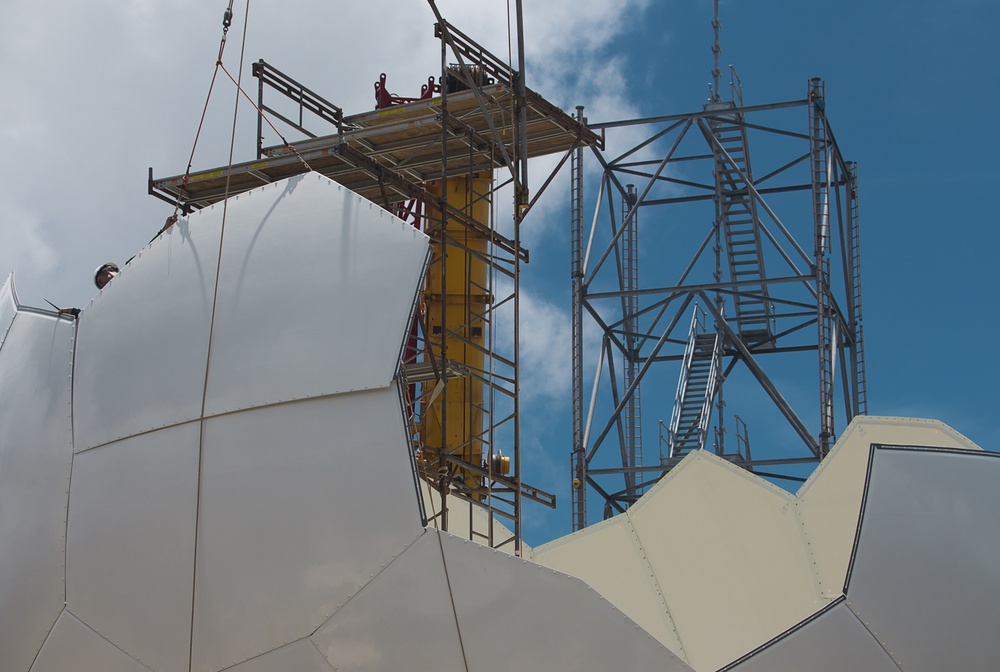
[569,11,866,528]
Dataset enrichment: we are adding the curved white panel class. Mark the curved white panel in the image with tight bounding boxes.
[66,422,201,672]
[225,639,334,672]
[73,213,221,450]
[29,610,150,672]
[311,531,465,671]
[0,311,75,672]
[846,447,1000,672]
[192,388,423,672]
[0,272,16,349]
[725,601,901,671]
[439,533,692,671]
[204,173,429,416]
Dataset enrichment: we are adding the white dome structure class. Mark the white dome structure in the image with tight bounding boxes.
[0,174,685,672]
[2,174,998,671]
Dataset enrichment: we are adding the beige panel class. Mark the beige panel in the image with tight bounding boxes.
[628,452,822,672]
[534,514,686,657]
[420,482,527,556]
[30,610,150,672]
[796,416,980,599]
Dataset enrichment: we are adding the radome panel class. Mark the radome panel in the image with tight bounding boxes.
[204,173,429,416]
[73,213,222,451]
[0,310,75,672]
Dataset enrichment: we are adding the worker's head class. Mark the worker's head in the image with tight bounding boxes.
[94,262,120,289]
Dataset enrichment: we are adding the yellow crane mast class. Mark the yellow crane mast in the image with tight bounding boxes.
[419,174,493,497]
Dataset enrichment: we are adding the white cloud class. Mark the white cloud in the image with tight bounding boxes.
[0,0,653,544]
[517,287,574,402]
[1,0,653,308]
[0,198,59,278]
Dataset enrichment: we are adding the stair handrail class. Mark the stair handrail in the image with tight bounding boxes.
[696,332,722,450]
[667,304,707,456]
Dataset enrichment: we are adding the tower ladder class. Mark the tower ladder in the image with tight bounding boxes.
[622,185,643,497]
[810,78,835,455]
[847,162,868,415]
[707,103,773,344]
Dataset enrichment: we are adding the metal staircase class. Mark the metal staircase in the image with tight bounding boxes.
[706,102,774,345]
[668,307,722,459]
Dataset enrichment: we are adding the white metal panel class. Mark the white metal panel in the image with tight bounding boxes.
[0,311,75,672]
[29,610,151,672]
[440,532,692,671]
[65,422,201,672]
[311,530,466,671]
[224,640,334,672]
[534,512,686,657]
[191,388,423,672]
[724,600,902,672]
[73,213,221,451]
[203,173,429,416]
[627,451,822,672]
[796,416,981,599]
[845,446,1000,672]
[0,272,15,348]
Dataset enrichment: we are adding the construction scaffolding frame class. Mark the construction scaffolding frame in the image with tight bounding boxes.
[570,76,866,529]
[149,9,600,554]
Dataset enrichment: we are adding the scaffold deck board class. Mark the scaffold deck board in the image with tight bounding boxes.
[151,83,600,210]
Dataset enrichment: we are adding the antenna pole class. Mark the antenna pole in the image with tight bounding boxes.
[711,0,722,102]
[515,0,529,209]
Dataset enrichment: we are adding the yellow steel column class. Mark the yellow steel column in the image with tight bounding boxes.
[420,174,490,497]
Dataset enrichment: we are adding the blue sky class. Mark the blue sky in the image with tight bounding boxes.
[654,1,998,441]
[517,0,1000,542]
[1,0,997,546]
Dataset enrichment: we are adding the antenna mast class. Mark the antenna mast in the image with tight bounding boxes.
[711,0,722,101]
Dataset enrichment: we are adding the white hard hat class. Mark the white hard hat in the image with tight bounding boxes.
[93,262,120,288]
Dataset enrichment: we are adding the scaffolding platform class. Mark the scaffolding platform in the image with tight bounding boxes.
[147,15,591,551]
[150,82,601,210]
